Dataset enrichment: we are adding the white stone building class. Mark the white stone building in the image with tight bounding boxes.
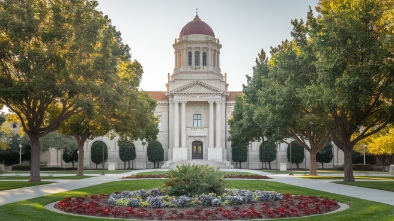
[45,14,344,170]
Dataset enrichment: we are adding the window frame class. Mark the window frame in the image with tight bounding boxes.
[193,114,201,127]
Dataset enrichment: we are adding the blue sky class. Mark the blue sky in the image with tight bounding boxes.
[96,0,319,91]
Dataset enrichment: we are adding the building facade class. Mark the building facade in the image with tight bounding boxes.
[44,14,344,170]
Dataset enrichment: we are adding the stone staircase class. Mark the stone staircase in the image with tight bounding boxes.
[161,159,233,169]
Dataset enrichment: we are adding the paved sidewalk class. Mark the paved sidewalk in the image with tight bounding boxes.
[1,169,393,207]
[223,169,394,206]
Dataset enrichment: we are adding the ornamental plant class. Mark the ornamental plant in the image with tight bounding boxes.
[164,164,225,196]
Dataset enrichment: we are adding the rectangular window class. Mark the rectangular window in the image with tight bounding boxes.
[193,114,201,127]
[202,52,207,66]
[157,115,162,131]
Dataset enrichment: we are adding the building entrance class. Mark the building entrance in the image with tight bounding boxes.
[192,141,203,159]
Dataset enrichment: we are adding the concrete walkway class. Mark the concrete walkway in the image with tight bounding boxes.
[1,169,394,206]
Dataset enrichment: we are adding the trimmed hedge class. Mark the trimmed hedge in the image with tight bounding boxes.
[11,165,77,171]
[352,164,374,171]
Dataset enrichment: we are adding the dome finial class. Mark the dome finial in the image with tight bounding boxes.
[194,8,200,20]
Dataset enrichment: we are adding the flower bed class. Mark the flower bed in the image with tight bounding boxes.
[122,173,271,179]
[55,188,339,220]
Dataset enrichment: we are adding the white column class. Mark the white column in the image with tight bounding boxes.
[209,101,214,147]
[174,50,177,68]
[181,101,186,148]
[215,101,221,148]
[174,101,179,148]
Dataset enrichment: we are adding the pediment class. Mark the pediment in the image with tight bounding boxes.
[170,81,224,95]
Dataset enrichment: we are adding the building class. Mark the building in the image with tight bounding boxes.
[44,14,344,170]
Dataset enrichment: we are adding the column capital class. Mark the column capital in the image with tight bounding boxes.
[215,100,222,104]
[174,100,180,104]
[180,101,187,104]
[208,101,215,104]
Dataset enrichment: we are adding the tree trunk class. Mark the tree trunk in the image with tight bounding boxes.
[128,160,130,169]
[240,162,242,169]
[124,161,126,169]
[296,163,299,169]
[72,161,74,169]
[309,150,318,176]
[102,161,105,171]
[343,149,355,182]
[131,160,133,169]
[74,135,88,176]
[95,164,98,169]
[268,162,271,170]
[29,136,41,182]
[322,162,324,169]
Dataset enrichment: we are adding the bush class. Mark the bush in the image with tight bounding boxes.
[164,164,225,196]
[353,164,374,171]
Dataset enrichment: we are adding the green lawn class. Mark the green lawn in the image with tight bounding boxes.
[301,175,394,180]
[0,176,92,180]
[5,170,134,175]
[0,181,53,191]
[334,181,394,192]
[0,179,393,220]
[135,171,254,175]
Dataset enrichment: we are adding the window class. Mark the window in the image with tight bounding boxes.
[157,115,162,131]
[193,114,201,127]
[188,52,192,66]
[195,51,200,66]
[202,52,207,66]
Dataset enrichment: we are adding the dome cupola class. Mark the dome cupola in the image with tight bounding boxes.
[179,15,215,37]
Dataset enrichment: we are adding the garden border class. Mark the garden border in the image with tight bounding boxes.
[45,201,349,220]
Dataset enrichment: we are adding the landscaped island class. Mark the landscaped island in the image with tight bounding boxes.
[54,165,340,220]
[55,188,339,220]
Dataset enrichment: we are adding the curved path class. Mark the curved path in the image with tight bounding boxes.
[1,169,394,206]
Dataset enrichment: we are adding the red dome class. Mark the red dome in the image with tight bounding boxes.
[179,15,215,37]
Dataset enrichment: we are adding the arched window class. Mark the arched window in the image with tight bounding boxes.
[188,52,192,66]
[202,52,207,66]
[195,51,200,66]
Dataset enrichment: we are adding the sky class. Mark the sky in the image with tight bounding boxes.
[95,0,319,92]
[1,0,320,114]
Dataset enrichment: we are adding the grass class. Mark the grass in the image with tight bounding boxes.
[0,179,393,220]
[301,175,394,180]
[135,171,253,175]
[6,170,134,174]
[0,181,53,191]
[334,181,394,192]
[0,176,92,180]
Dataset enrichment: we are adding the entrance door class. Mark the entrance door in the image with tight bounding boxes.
[192,141,203,159]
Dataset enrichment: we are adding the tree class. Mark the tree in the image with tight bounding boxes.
[0,135,20,165]
[228,50,270,146]
[91,141,108,169]
[366,127,394,165]
[231,142,248,168]
[287,141,305,169]
[62,146,78,168]
[118,139,136,169]
[316,142,333,169]
[58,61,158,176]
[147,141,163,168]
[259,140,277,170]
[0,0,131,181]
[305,0,394,181]
[0,116,13,150]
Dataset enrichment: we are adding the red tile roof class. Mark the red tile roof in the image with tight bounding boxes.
[147,91,168,101]
[227,91,243,101]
